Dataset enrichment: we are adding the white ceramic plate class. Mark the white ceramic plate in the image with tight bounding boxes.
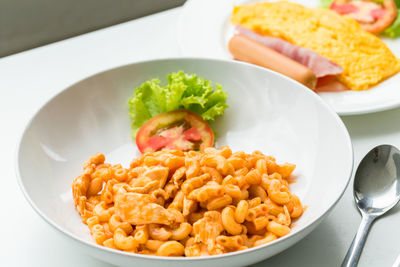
[177,0,400,115]
[16,58,353,267]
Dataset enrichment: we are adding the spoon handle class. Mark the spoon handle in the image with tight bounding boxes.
[341,215,375,267]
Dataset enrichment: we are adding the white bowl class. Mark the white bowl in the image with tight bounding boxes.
[16,58,353,267]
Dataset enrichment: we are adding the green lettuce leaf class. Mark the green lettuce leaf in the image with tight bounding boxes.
[320,0,334,8]
[382,9,400,38]
[128,71,228,136]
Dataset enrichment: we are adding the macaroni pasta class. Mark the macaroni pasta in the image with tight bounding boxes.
[72,147,303,257]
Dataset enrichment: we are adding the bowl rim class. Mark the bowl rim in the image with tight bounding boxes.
[14,57,354,261]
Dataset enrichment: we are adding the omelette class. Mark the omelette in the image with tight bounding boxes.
[231,1,400,91]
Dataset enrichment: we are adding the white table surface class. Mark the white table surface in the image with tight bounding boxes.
[2,6,400,267]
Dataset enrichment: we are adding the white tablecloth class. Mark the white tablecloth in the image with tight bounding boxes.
[1,7,400,267]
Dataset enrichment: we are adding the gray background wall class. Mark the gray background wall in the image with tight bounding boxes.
[0,0,185,58]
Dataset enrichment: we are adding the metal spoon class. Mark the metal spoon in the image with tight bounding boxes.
[342,144,400,267]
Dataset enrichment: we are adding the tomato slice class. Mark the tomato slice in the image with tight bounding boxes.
[330,0,397,34]
[136,109,214,153]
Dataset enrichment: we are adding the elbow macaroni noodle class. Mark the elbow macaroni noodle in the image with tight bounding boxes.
[72,147,304,257]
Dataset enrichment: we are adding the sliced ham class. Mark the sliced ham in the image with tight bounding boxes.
[236,25,343,78]
[316,79,348,92]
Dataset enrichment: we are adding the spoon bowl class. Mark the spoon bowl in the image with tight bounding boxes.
[342,144,400,267]
[354,145,400,216]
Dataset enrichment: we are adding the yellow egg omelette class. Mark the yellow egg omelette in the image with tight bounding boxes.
[231,1,400,91]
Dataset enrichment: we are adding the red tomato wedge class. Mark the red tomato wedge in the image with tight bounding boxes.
[136,109,214,153]
[330,0,397,34]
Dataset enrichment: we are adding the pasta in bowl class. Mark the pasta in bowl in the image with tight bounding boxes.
[72,147,303,257]
[16,58,353,267]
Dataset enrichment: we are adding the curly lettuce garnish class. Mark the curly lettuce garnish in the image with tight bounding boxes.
[128,71,228,136]
[320,0,334,8]
[382,8,400,38]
